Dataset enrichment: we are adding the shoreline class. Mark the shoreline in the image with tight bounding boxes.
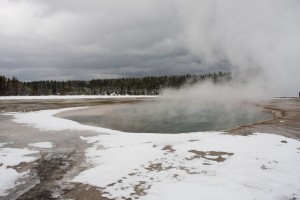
[53,97,300,139]
[228,98,300,139]
[226,103,285,134]
[1,96,299,139]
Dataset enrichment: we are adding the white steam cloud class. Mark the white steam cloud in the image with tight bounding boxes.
[177,0,300,96]
[145,0,300,131]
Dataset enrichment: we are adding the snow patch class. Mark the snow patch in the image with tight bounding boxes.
[5,107,122,133]
[28,142,53,149]
[0,143,6,147]
[73,132,300,200]
[0,147,37,196]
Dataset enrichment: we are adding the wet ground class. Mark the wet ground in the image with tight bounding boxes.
[0,97,299,200]
[229,98,300,139]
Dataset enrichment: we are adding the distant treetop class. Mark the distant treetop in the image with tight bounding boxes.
[0,72,231,96]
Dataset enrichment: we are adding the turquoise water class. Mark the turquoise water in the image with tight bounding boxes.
[62,102,272,133]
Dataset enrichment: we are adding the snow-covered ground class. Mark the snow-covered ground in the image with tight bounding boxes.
[28,142,53,149]
[0,144,38,196]
[75,132,300,200]
[3,107,300,199]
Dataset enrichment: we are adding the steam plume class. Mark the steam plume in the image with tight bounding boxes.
[177,0,300,97]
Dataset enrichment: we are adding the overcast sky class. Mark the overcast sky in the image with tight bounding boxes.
[0,0,213,81]
[0,0,299,96]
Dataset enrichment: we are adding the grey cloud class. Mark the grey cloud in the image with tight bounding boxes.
[0,0,191,81]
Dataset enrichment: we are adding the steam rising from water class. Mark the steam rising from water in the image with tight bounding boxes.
[64,98,271,133]
[63,82,272,133]
[120,0,300,131]
[178,0,300,97]
[136,0,299,128]
[146,0,300,130]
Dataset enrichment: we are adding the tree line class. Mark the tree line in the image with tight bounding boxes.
[0,72,231,96]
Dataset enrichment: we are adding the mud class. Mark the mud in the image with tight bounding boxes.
[161,145,176,153]
[64,184,111,200]
[188,150,234,162]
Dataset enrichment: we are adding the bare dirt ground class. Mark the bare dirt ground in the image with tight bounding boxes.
[229,98,300,139]
[0,97,299,200]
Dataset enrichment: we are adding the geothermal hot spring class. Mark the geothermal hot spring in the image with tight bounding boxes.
[59,98,272,133]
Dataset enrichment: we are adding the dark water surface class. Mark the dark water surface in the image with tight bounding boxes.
[62,103,272,133]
